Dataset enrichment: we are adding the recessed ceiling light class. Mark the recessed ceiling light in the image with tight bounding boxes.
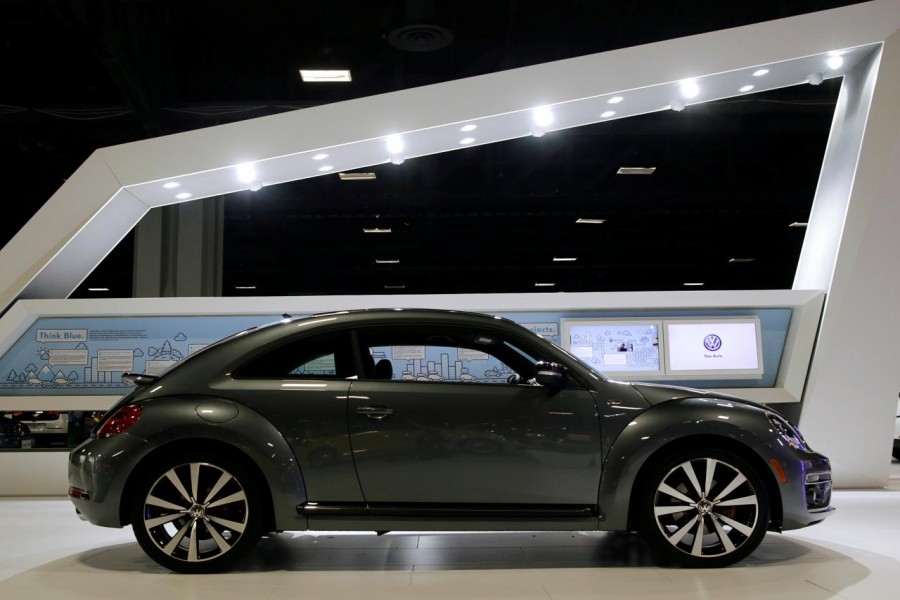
[234,285,257,290]
[739,85,754,92]
[312,153,329,160]
[789,221,808,228]
[460,124,477,132]
[235,162,257,183]
[601,110,616,118]
[534,282,556,287]
[339,172,376,181]
[385,135,404,154]
[607,96,624,104]
[317,165,334,172]
[363,227,392,234]
[728,258,755,263]
[617,167,656,175]
[460,137,475,145]
[384,284,406,289]
[532,105,553,127]
[683,282,705,286]
[553,257,577,262]
[679,79,700,99]
[299,69,352,82]
[87,287,109,292]
[175,192,193,199]
[826,55,844,70]
[375,259,400,264]
[162,182,180,189]
[576,218,606,224]
[752,69,769,77]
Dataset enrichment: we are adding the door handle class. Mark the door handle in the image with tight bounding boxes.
[355,406,394,420]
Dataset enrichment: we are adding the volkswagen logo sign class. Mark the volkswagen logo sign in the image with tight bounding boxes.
[703,334,722,352]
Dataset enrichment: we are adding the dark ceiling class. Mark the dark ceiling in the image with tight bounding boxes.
[0,0,867,298]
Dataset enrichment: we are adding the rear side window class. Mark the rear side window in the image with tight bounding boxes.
[235,331,353,379]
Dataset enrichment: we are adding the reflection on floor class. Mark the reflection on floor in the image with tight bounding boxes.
[1,463,898,600]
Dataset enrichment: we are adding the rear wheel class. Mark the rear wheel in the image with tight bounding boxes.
[636,449,769,567]
[131,453,261,573]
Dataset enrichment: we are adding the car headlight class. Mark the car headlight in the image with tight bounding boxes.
[766,412,811,451]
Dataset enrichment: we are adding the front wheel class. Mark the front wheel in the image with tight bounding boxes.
[636,449,770,568]
[131,453,261,573]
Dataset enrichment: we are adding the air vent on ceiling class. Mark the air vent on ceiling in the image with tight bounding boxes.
[388,24,454,52]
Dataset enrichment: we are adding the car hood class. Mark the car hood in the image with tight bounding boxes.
[630,381,762,408]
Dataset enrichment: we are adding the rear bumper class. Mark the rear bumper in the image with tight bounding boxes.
[68,433,155,528]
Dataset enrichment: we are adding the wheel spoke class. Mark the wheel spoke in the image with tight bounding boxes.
[204,471,233,505]
[655,504,695,516]
[691,516,706,556]
[704,459,717,496]
[658,482,696,505]
[204,520,233,554]
[713,472,747,502]
[715,512,755,537]
[717,495,758,507]
[189,463,200,502]
[207,490,247,509]
[710,514,736,553]
[187,520,199,562]
[146,494,189,512]
[165,470,192,504]
[162,519,193,556]
[667,515,699,546]
[682,461,704,498]
[144,512,185,529]
[207,514,246,533]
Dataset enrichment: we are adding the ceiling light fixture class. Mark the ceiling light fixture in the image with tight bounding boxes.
[576,218,606,224]
[363,227,392,234]
[534,282,556,287]
[789,222,808,228]
[249,181,263,192]
[807,72,824,85]
[162,182,180,189]
[601,110,616,118]
[384,284,406,289]
[531,105,553,137]
[826,55,844,70]
[728,258,755,263]
[87,287,109,292]
[375,259,400,264]
[553,257,577,262]
[235,162,257,184]
[312,153,329,160]
[386,135,405,164]
[459,137,475,145]
[683,282,705,286]
[175,192,193,199]
[299,69,352,82]
[617,167,656,175]
[338,172,377,181]
[739,85,755,92]
[679,79,700,99]
[234,285,257,290]
[607,96,624,104]
[752,68,769,77]
[316,165,334,172]
[669,98,686,112]
[460,124,477,132]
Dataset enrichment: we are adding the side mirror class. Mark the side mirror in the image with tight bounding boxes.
[534,361,568,389]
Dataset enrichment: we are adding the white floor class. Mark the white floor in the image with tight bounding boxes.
[1,463,898,600]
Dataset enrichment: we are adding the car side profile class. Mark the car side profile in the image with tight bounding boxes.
[68,309,833,572]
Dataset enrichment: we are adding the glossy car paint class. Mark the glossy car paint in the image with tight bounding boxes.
[69,309,832,541]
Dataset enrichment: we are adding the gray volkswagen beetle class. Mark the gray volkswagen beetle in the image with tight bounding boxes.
[68,309,833,572]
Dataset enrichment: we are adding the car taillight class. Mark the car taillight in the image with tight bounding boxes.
[96,405,142,438]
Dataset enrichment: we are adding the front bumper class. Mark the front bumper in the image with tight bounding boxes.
[759,441,834,530]
[68,433,155,528]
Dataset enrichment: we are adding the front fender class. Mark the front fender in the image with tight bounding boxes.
[597,397,773,531]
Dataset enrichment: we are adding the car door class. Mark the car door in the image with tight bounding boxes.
[347,324,602,508]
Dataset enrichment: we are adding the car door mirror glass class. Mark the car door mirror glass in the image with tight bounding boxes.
[534,361,568,388]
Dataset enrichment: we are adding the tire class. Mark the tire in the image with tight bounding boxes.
[130,453,262,573]
[636,448,770,568]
